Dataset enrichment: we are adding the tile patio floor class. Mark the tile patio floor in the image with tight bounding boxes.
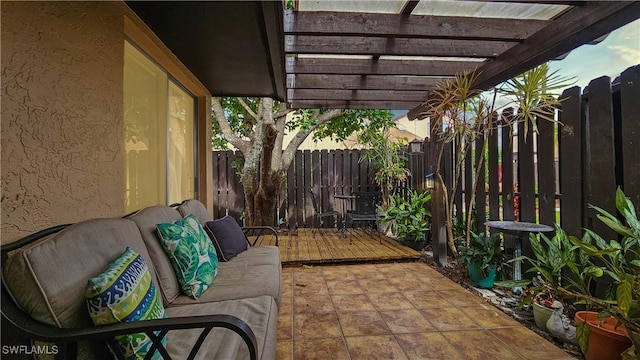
[276,261,575,360]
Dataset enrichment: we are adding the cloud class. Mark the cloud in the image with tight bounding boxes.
[607,45,640,65]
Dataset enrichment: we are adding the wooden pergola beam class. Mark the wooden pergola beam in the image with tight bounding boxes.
[289,100,423,110]
[285,35,514,58]
[286,57,484,76]
[284,10,548,40]
[287,89,428,102]
[288,74,451,91]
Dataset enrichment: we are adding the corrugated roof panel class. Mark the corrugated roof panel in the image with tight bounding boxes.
[412,1,569,20]
[297,0,406,14]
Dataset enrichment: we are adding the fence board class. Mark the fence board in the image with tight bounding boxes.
[287,155,296,228]
[475,132,487,234]
[502,109,515,222]
[295,151,304,227]
[488,115,500,224]
[537,115,556,226]
[312,150,321,227]
[518,119,536,223]
[621,65,640,207]
[464,139,473,225]
[559,87,583,236]
[303,150,312,227]
[586,76,617,239]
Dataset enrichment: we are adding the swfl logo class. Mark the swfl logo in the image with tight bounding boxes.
[1,344,59,355]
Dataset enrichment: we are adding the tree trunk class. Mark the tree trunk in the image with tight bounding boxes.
[242,174,282,226]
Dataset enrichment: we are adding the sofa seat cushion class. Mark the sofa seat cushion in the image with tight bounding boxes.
[164,296,278,360]
[227,246,281,268]
[128,206,183,305]
[2,219,157,329]
[169,259,282,308]
[86,247,166,360]
[156,214,219,299]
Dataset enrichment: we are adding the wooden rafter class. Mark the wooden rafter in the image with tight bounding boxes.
[287,89,428,102]
[288,74,452,91]
[286,57,484,76]
[289,100,423,110]
[284,10,548,40]
[285,35,514,57]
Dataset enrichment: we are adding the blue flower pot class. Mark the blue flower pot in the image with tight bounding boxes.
[468,263,497,288]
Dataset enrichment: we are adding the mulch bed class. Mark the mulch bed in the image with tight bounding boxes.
[420,250,584,359]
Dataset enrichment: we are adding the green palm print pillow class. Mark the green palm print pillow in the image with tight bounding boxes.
[156,214,218,299]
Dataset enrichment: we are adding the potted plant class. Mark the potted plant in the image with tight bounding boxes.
[496,225,583,332]
[556,188,640,360]
[457,232,504,288]
[379,190,431,250]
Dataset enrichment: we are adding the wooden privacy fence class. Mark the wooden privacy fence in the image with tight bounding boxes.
[212,147,429,228]
[430,65,640,262]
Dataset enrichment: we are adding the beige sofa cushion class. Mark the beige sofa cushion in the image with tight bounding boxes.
[176,199,213,224]
[170,257,282,308]
[165,295,278,360]
[2,218,156,329]
[127,205,183,305]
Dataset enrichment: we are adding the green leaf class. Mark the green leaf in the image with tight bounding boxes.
[494,279,531,288]
[617,280,633,318]
[576,321,590,355]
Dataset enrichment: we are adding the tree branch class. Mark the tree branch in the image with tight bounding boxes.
[237,98,258,121]
[282,109,345,168]
[212,97,251,153]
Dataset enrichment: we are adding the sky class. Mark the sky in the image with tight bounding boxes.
[548,18,640,89]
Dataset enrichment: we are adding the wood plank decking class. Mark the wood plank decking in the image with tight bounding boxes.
[249,228,423,265]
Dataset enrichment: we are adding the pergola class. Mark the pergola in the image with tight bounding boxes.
[128,1,640,119]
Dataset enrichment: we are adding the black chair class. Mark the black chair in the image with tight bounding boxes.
[310,190,338,236]
[347,192,380,243]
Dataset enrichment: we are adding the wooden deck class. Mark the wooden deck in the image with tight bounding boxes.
[250,227,423,265]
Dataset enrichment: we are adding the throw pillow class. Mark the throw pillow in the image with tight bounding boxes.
[156,214,218,299]
[86,247,166,360]
[204,216,249,262]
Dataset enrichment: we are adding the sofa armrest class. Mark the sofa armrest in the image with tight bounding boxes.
[241,226,279,246]
[1,287,258,360]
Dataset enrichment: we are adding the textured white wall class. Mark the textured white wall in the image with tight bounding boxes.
[1,2,125,243]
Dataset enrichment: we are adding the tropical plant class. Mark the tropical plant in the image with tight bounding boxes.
[556,188,640,356]
[379,190,431,241]
[494,224,591,318]
[358,123,411,209]
[457,231,505,277]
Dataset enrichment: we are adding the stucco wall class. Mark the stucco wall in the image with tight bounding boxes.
[1,2,125,243]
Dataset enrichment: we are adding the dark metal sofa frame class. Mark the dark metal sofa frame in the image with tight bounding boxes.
[1,206,280,360]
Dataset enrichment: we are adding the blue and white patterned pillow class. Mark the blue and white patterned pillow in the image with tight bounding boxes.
[86,247,166,360]
[156,214,219,299]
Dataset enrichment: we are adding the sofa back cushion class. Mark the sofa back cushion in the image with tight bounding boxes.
[127,205,183,304]
[175,199,213,225]
[2,218,155,329]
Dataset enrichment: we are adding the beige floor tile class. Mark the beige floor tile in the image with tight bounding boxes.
[345,335,408,360]
[436,288,486,306]
[395,332,466,360]
[294,294,334,314]
[278,313,293,340]
[367,291,415,311]
[389,276,430,291]
[294,338,350,360]
[420,307,481,331]
[294,312,342,340]
[337,311,391,336]
[322,267,356,282]
[358,278,398,293]
[276,341,293,360]
[331,293,376,312]
[378,308,435,333]
[442,329,525,360]
[459,303,521,328]
[490,327,576,359]
[326,279,364,294]
[403,290,451,309]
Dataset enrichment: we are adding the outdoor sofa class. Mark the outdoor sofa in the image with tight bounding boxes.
[1,199,281,360]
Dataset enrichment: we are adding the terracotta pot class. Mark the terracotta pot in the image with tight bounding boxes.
[575,311,632,360]
[532,301,554,332]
